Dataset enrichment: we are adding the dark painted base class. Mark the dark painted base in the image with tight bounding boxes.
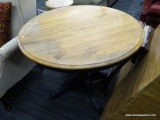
[0,96,11,111]
[49,71,108,114]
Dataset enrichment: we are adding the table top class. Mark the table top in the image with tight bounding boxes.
[45,0,73,9]
[18,6,144,70]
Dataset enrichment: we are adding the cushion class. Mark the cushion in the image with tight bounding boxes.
[148,1,160,17]
[0,2,12,47]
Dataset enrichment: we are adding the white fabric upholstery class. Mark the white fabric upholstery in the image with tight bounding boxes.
[18,0,37,23]
[2,0,37,38]
[0,0,37,97]
[0,37,18,60]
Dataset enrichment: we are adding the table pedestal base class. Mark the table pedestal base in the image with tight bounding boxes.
[46,48,144,114]
[50,71,108,114]
[0,96,11,111]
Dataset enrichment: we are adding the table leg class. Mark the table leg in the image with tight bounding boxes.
[0,96,11,111]
[100,48,148,92]
[100,59,130,93]
[50,74,84,99]
[85,78,103,114]
[49,71,108,114]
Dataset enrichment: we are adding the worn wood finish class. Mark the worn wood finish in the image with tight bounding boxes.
[45,0,73,10]
[18,6,143,70]
[101,25,160,120]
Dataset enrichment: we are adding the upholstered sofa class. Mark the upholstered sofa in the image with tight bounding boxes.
[0,0,37,110]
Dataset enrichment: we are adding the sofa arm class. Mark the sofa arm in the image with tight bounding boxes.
[0,37,18,61]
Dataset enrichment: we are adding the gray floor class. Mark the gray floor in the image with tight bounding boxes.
[0,0,143,120]
[112,0,143,20]
[37,0,47,10]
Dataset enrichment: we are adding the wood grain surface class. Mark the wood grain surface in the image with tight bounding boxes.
[101,25,160,120]
[45,0,73,10]
[18,6,143,70]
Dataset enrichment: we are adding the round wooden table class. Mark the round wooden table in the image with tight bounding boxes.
[18,5,144,70]
[18,6,144,113]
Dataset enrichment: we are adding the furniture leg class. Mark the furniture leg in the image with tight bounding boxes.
[131,47,148,64]
[0,96,11,111]
[85,78,103,114]
[101,48,148,92]
[50,73,84,100]
[49,71,105,114]
[100,60,129,92]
